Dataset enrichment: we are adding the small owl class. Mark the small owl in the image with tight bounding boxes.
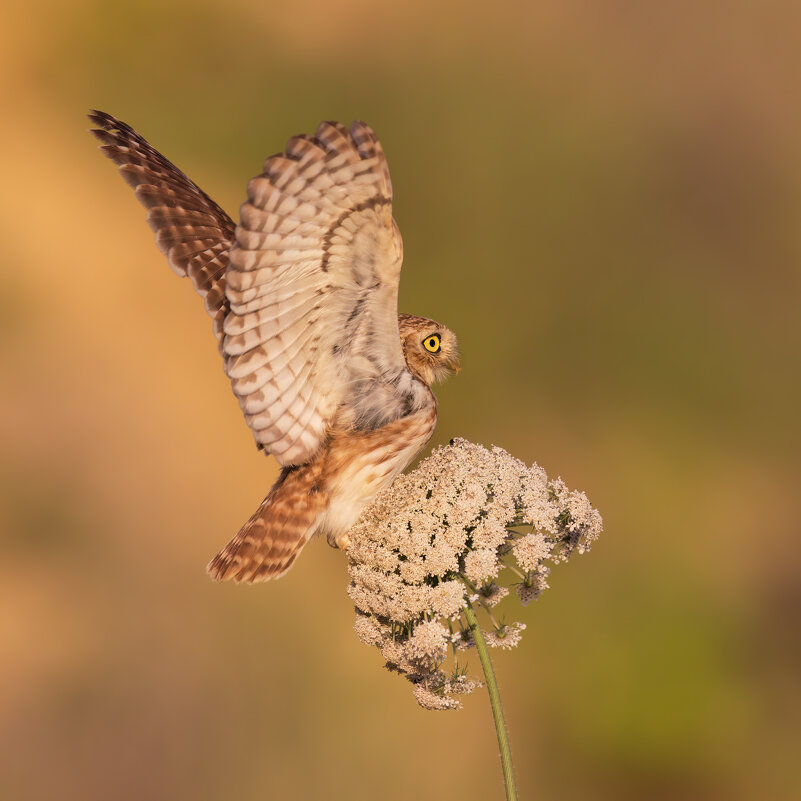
[89,111,460,583]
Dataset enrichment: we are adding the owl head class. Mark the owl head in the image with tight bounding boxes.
[398,314,461,387]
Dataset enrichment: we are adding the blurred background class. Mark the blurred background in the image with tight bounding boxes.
[1,1,800,799]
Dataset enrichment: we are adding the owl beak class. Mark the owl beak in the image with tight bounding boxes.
[448,352,462,375]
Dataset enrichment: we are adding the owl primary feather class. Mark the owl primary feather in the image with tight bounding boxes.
[89,111,460,583]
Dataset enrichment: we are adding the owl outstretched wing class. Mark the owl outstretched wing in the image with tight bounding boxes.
[224,121,410,466]
[89,110,234,342]
[91,114,413,468]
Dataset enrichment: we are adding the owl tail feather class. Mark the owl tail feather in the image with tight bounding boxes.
[207,462,326,583]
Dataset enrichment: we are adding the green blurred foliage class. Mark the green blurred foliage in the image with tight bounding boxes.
[1,1,800,800]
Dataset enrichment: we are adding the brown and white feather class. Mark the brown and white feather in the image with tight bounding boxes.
[224,120,411,466]
[89,110,234,342]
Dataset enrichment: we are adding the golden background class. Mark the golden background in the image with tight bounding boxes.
[1,1,799,799]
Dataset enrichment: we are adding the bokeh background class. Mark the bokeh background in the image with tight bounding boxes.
[2,1,800,799]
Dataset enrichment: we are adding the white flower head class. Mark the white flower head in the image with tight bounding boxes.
[512,532,552,572]
[478,583,510,608]
[484,622,527,650]
[347,439,603,709]
[463,548,500,583]
[407,620,449,665]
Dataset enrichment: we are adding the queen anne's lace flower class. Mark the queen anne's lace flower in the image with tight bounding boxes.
[463,548,501,583]
[515,572,550,606]
[512,532,552,572]
[407,620,449,664]
[484,622,527,650]
[347,439,603,710]
[479,583,510,608]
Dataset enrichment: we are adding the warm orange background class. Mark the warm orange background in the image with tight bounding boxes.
[2,2,800,800]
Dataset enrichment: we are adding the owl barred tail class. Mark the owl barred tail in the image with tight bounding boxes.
[206,461,327,583]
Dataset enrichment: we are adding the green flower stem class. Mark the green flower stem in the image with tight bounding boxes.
[464,602,518,801]
[460,577,502,629]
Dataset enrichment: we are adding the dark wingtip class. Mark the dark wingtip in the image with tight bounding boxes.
[88,110,115,145]
[87,109,138,139]
[88,109,112,128]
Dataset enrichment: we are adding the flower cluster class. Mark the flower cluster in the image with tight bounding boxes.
[347,438,603,710]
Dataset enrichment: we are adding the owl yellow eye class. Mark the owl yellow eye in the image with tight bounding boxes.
[423,334,441,353]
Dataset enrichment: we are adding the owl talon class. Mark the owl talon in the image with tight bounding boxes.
[326,532,351,551]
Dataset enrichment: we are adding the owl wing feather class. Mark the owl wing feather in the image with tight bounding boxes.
[91,112,414,469]
[88,110,234,342]
[224,121,409,466]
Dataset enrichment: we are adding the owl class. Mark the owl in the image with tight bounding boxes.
[89,111,460,583]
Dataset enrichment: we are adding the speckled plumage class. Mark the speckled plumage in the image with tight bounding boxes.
[90,111,459,582]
